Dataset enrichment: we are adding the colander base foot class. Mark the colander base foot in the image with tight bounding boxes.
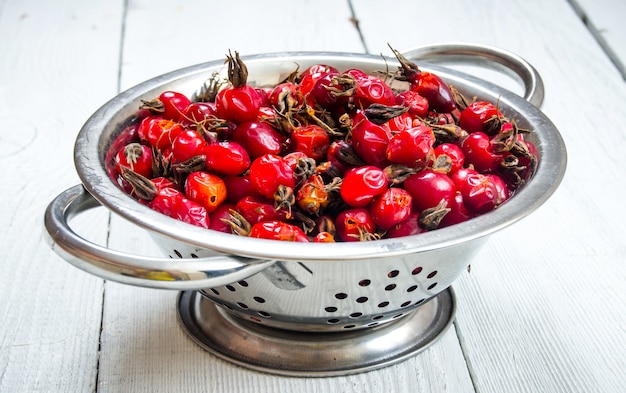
[176,287,456,377]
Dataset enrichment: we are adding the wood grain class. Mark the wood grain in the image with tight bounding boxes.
[571,0,626,78]
[0,0,124,391]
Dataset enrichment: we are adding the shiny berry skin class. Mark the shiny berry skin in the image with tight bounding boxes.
[404,169,456,213]
[208,202,237,233]
[249,154,295,199]
[137,115,162,144]
[459,101,503,135]
[151,176,175,191]
[313,232,336,242]
[298,64,338,98]
[203,141,251,176]
[395,90,429,118]
[439,192,475,228]
[344,68,369,80]
[412,71,457,113]
[255,87,271,107]
[223,174,260,203]
[353,75,396,108]
[282,151,311,172]
[458,172,509,214]
[184,171,227,213]
[148,187,179,217]
[172,200,209,228]
[214,51,261,123]
[434,143,465,174]
[296,174,329,216]
[300,64,339,78]
[291,125,330,161]
[335,208,377,242]
[386,212,425,238]
[325,140,353,174]
[387,112,414,133]
[311,72,344,108]
[179,102,218,130]
[139,117,185,152]
[233,121,284,158]
[450,167,478,190]
[386,124,435,167]
[489,173,510,203]
[115,143,153,178]
[249,220,309,242]
[268,82,301,111]
[215,84,260,123]
[235,195,290,225]
[340,165,388,208]
[148,187,209,228]
[369,188,413,230]
[171,130,207,162]
[351,112,392,167]
[158,91,192,121]
[459,132,501,173]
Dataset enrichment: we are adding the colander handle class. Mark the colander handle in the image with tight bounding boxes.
[400,42,544,107]
[43,185,275,290]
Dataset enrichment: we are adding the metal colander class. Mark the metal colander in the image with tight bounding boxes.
[44,44,567,375]
[156,233,485,332]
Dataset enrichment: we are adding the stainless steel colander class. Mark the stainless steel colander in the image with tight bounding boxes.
[44,43,566,375]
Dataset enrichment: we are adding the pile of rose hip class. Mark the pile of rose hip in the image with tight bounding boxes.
[112,50,538,242]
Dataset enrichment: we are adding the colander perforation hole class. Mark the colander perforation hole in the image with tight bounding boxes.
[392,313,404,319]
[407,285,418,292]
[387,270,400,278]
[367,322,379,327]
[173,249,183,258]
[238,280,249,287]
[356,296,368,303]
[250,316,262,322]
[349,312,363,318]
[324,306,338,313]
[335,292,348,300]
[209,288,220,296]
[253,296,265,303]
[385,284,396,291]
[343,324,356,329]
[401,301,412,307]
[412,267,423,275]
[428,282,438,290]
[190,253,199,258]
[372,315,384,320]
[358,279,371,286]
[258,311,271,318]
[427,270,438,278]
[237,302,249,309]
[225,285,236,292]
[416,298,425,305]
[377,301,389,308]
[327,318,340,324]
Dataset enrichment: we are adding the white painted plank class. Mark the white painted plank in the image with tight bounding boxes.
[99,0,475,391]
[354,0,626,392]
[120,0,367,89]
[572,0,626,76]
[0,0,124,392]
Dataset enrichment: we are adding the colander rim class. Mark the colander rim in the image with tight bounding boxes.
[74,50,567,262]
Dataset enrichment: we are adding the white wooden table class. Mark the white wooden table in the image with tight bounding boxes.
[2,0,625,392]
